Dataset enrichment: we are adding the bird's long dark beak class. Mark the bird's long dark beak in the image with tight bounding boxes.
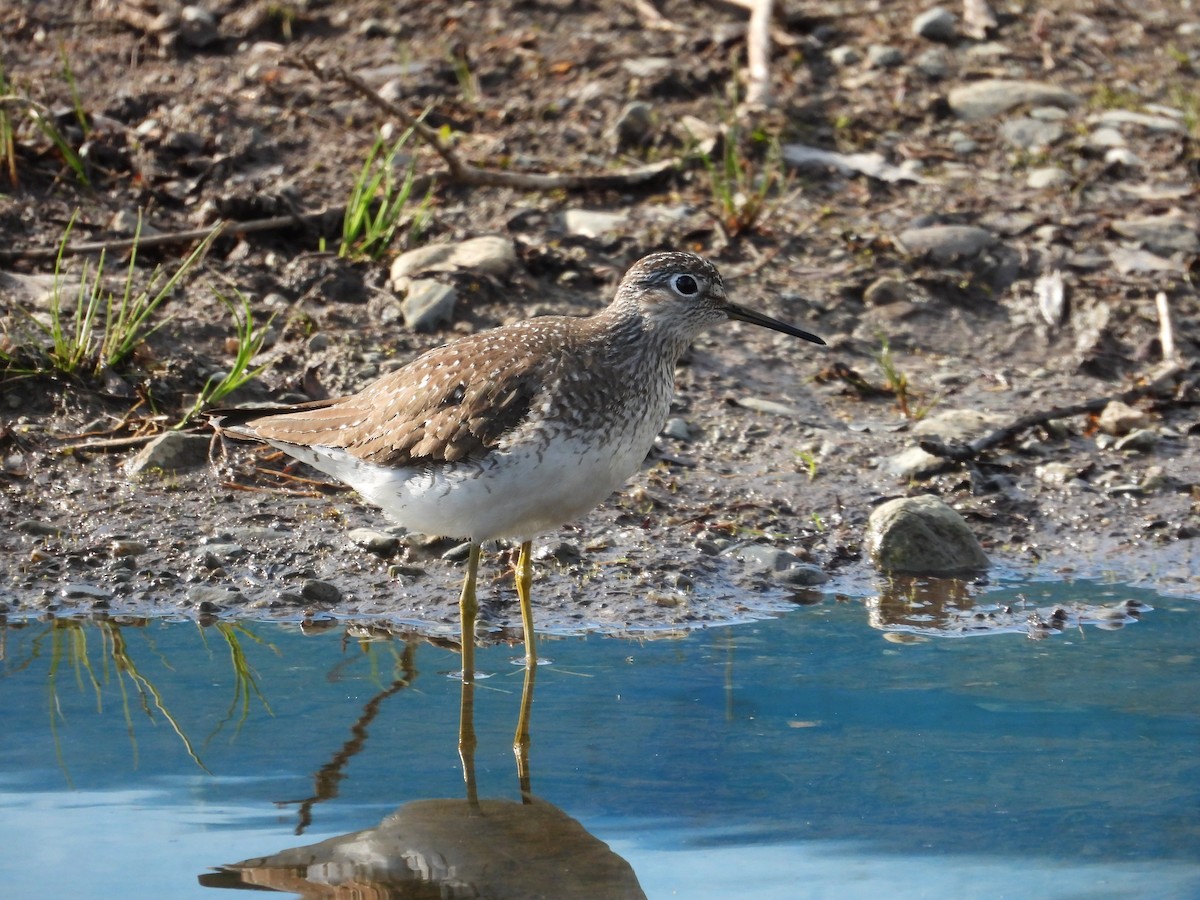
[724,301,826,345]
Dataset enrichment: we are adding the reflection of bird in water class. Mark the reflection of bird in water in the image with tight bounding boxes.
[200,642,646,898]
[213,253,823,680]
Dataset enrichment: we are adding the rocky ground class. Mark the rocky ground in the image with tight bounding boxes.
[1,0,1198,641]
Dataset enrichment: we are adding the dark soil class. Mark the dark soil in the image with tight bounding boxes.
[2,0,1198,637]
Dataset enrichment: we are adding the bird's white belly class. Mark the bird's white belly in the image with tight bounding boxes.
[269,423,656,543]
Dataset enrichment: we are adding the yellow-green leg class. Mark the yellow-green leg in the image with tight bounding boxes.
[458,543,481,810]
[516,539,537,666]
[513,539,537,798]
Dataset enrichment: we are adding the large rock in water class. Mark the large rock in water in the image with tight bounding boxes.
[867,495,990,575]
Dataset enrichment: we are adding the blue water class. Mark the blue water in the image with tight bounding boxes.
[1,580,1197,899]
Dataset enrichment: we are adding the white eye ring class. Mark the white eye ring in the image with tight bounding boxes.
[671,273,701,296]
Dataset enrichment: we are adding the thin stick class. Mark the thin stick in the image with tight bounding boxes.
[1155,291,1177,363]
[0,210,334,262]
[919,361,1187,464]
[297,54,691,191]
[743,0,775,108]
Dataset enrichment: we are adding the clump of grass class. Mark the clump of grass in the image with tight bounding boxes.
[179,288,275,426]
[0,212,221,381]
[0,62,89,186]
[795,448,819,482]
[876,333,911,418]
[339,116,434,260]
[700,125,789,239]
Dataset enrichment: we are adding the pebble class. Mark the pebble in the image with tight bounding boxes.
[611,101,654,152]
[1111,212,1200,255]
[866,45,904,68]
[125,432,211,475]
[736,397,804,417]
[1000,117,1063,151]
[829,45,860,67]
[1087,127,1126,149]
[1093,109,1185,134]
[863,277,909,306]
[110,539,148,557]
[886,446,944,479]
[562,209,629,238]
[301,579,342,604]
[17,519,60,536]
[948,79,1081,121]
[1035,462,1087,487]
[912,7,957,42]
[662,417,693,441]
[1027,167,1071,189]
[1113,428,1159,452]
[913,408,1008,442]
[390,236,517,286]
[914,48,950,79]
[1097,400,1150,436]
[898,225,996,262]
[179,5,220,49]
[348,527,401,555]
[401,279,457,332]
[199,542,247,562]
[62,583,114,601]
[187,585,243,608]
[1104,148,1141,168]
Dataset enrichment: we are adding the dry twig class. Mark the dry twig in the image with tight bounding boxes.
[297,54,688,191]
[918,361,1189,466]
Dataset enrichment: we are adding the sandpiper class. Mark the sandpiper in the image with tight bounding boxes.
[212,251,823,675]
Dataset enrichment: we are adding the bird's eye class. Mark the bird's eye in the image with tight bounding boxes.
[671,274,700,296]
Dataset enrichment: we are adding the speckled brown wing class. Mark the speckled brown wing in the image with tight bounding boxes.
[214,321,567,467]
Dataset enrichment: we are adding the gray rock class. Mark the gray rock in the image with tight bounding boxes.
[866,45,904,68]
[1111,212,1200,255]
[914,48,950,79]
[886,446,945,479]
[187,584,244,607]
[401,279,458,332]
[948,79,1081,120]
[1093,109,1185,134]
[898,225,996,261]
[1035,462,1087,486]
[1113,428,1159,452]
[301,578,342,604]
[349,527,402,555]
[622,57,672,78]
[17,519,60,536]
[736,397,804,417]
[611,101,654,152]
[863,277,909,306]
[1027,167,1071,189]
[829,45,861,67]
[126,431,211,475]
[199,542,247,562]
[1088,126,1126,149]
[913,7,957,42]
[389,236,517,285]
[1000,117,1064,150]
[913,408,1008,442]
[1097,400,1150,436]
[562,209,629,238]
[1104,147,1142,168]
[62,583,114,602]
[179,5,220,49]
[867,495,990,575]
[732,545,829,586]
[661,417,693,441]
